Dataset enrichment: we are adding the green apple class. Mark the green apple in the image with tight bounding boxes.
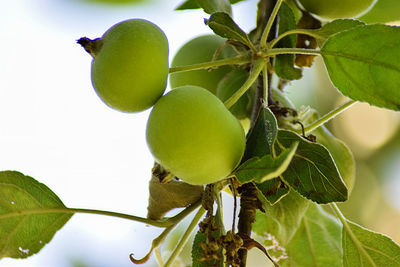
[298,0,376,20]
[79,19,169,112]
[169,35,233,94]
[146,85,246,185]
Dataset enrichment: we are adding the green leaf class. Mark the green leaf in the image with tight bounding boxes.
[243,108,278,161]
[312,126,356,193]
[321,24,400,111]
[343,220,400,266]
[274,2,302,80]
[175,0,244,11]
[0,171,72,259]
[235,141,298,184]
[256,177,290,206]
[314,19,365,47]
[205,12,253,49]
[175,0,198,10]
[253,190,310,247]
[276,130,348,204]
[359,0,400,24]
[282,203,342,267]
[197,0,232,15]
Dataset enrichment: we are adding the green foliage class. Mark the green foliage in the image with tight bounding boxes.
[205,12,254,50]
[274,1,302,80]
[276,130,348,204]
[282,204,342,267]
[243,108,278,160]
[342,220,400,266]
[313,19,365,47]
[235,141,298,184]
[312,125,356,192]
[0,171,72,259]
[253,191,310,247]
[321,24,400,111]
[256,177,290,205]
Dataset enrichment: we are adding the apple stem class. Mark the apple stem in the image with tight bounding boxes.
[77,37,103,58]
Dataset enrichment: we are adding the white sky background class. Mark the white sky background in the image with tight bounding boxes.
[0,0,258,266]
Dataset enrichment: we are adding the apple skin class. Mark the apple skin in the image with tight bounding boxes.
[91,19,169,113]
[298,0,376,20]
[169,35,233,95]
[146,85,246,185]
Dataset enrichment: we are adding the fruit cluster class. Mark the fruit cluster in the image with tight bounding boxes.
[78,19,247,185]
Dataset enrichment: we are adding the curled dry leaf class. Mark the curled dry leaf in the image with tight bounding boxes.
[147,164,204,220]
[295,11,321,67]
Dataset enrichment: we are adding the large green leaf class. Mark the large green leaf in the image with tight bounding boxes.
[0,171,72,259]
[321,24,400,111]
[274,2,302,80]
[276,130,348,204]
[314,19,365,47]
[205,12,253,49]
[253,191,310,247]
[343,220,400,266]
[312,126,356,193]
[282,203,342,267]
[235,142,298,184]
[359,0,400,24]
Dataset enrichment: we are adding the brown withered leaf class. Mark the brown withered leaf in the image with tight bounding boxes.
[147,168,204,220]
[295,11,321,67]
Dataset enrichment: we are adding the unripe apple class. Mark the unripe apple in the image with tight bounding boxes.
[78,19,169,112]
[297,0,376,20]
[146,85,246,185]
[169,35,233,94]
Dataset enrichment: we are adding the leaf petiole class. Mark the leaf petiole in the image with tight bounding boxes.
[224,58,265,109]
[260,0,284,49]
[0,200,201,228]
[168,54,251,74]
[269,29,323,49]
[164,207,206,267]
[301,99,357,134]
[265,47,321,57]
